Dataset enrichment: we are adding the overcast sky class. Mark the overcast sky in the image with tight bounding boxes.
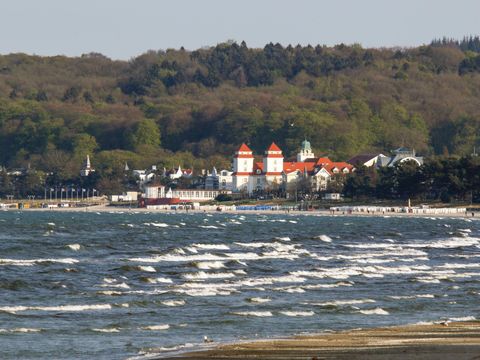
[1,0,479,59]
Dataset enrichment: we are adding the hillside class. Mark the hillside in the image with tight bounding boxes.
[1,38,480,183]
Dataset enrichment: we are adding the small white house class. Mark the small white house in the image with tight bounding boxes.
[323,193,342,200]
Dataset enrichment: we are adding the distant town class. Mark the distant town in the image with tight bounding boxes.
[1,139,478,210]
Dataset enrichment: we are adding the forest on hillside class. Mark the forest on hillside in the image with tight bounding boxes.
[1,36,480,192]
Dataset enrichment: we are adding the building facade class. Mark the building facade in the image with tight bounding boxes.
[231,140,354,194]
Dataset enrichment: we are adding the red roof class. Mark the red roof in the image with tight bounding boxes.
[254,162,264,172]
[267,142,282,152]
[315,157,332,166]
[235,143,254,158]
[321,162,354,175]
[237,143,252,152]
[283,162,316,174]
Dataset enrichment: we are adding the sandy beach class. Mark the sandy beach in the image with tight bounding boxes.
[4,203,477,219]
[163,321,480,359]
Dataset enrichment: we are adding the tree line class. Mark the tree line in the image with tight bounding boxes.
[0,39,479,194]
[344,156,480,203]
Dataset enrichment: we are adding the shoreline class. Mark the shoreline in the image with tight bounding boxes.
[1,204,477,219]
[160,321,480,359]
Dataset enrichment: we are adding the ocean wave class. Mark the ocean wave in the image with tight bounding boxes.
[358,307,389,315]
[448,316,476,322]
[279,311,315,316]
[92,327,120,333]
[314,235,332,243]
[192,243,230,250]
[274,286,305,293]
[144,222,169,227]
[0,258,79,266]
[183,271,237,280]
[193,261,225,270]
[232,311,273,317]
[406,237,480,249]
[161,300,185,307]
[100,282,130,289]
[0,328,42,333]
[96,290,123,296]
[310,299,375,307]
[388,294,435,300]
[247,297,271,303]
[66,244,81,251]
[141,324,170,331]
[0,304,112,314]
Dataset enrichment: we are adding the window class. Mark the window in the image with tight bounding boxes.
[257,178,261,184]
[243,178,248,183]
[222,180,226,188]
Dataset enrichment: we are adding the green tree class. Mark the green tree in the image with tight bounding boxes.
[129,119,161,150]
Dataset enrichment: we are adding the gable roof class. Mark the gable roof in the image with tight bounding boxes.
[267,142,282,152]
[283,162,316,174]
[238,143,252,152]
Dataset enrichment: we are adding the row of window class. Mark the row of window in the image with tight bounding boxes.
[173,191,219,198]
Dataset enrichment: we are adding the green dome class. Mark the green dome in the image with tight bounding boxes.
[301,139,311,151]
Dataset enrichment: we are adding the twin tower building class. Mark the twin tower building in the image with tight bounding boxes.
[231,140,353,193]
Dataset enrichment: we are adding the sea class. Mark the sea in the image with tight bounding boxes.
[0,210,479,359]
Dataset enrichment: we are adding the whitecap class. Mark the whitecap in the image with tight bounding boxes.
[92,328,120,333]
[161,300,185,307]
[147,222,169,227]
[138,266,156,273]
[247,297,271,303]
[358,307,389,315]
[232,311,273,317]
[315,235,332,243]
[0,328,42,333]
[97,291,123,296]
[194,261,225,270]
[100,282,130,289]
[279,311,314,317]
[388,294,434,300]
[0,258,79,266]
[275,286,305,293]
[183,271,237,280]
[448,316,476,322]
[311,299,375,307]
[192,244,230,250]
[141,324,170,331]
[0,304,112,314]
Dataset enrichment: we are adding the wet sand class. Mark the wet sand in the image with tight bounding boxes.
[164,321,480,359]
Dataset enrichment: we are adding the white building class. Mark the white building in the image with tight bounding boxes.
[375,148,424,167]
[143,184,229,203]
[231,141,354,194]
[80,155,95,177]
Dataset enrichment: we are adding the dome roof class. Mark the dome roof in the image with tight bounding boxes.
[301,139,311,151]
